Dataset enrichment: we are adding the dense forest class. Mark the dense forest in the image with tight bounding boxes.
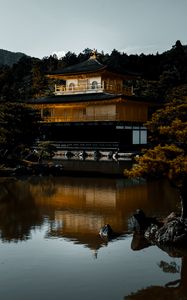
[0,40,187,102]
[0,49,26,67]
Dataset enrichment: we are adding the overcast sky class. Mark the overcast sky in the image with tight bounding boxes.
[0,0,187,58]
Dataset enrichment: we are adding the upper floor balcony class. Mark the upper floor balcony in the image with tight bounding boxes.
[54,83,134,96]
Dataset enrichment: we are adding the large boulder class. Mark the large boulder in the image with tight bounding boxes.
[145,214,187,246]
[128,209,158,231]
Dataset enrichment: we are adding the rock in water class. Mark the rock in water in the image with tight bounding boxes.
[145,216,187,246]
[99,224,113,237]
[128,209,158,232]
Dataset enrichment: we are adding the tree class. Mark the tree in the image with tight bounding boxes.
[62,51,78,66]
[0,101,40,162]
[78,48,93,61]
[32,61,47,98]
[126,94,187,218]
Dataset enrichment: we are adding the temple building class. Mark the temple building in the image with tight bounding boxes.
[28,52,149,152]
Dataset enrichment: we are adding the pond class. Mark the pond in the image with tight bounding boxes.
[0,176,186,300]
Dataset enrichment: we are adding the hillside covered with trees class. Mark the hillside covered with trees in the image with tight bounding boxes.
[0,49,27,67]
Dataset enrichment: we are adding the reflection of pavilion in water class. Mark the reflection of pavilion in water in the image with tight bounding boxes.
[30,177,178,254]
[31,177,130,253]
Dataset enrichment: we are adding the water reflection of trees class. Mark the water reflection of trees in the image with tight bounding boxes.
[0,179,43,242]
[125,233,187,300]
[0,177,179,252]
[158,260,180,274]
[28,176,57,197]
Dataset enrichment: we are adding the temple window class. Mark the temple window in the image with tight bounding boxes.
[132,128,147,144]
[69,83,75,90]
[91,81,98,89]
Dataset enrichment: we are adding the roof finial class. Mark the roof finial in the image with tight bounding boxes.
[90,49,97,60]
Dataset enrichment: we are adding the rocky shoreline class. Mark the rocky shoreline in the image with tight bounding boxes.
[129,210,187,248]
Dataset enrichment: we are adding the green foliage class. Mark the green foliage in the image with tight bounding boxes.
[0,41,187,102]
[127,145,186,182]
[0,101,40,159]
[35,141,56,161]
[126,95,187,189]
[0,56,36,100]
[147,98,187,145]
[32,62,47,98]
[0,49,26,66]
[61,51,79,67]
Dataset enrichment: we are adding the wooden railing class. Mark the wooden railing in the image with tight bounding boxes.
[55,84,103,95]
[105,86,133,96]
[51,141,120,150]
[42,113,118,123]
[54,84,133,96]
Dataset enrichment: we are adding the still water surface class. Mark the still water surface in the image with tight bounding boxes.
[0,176,186,300]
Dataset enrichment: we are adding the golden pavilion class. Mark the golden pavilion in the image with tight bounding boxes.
[29,52,148,151]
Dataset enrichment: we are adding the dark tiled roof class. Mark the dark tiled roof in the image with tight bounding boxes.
[27,93,121,104]
[49,58,140,78]
[50,58,106,75]
[28,93,149,105]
